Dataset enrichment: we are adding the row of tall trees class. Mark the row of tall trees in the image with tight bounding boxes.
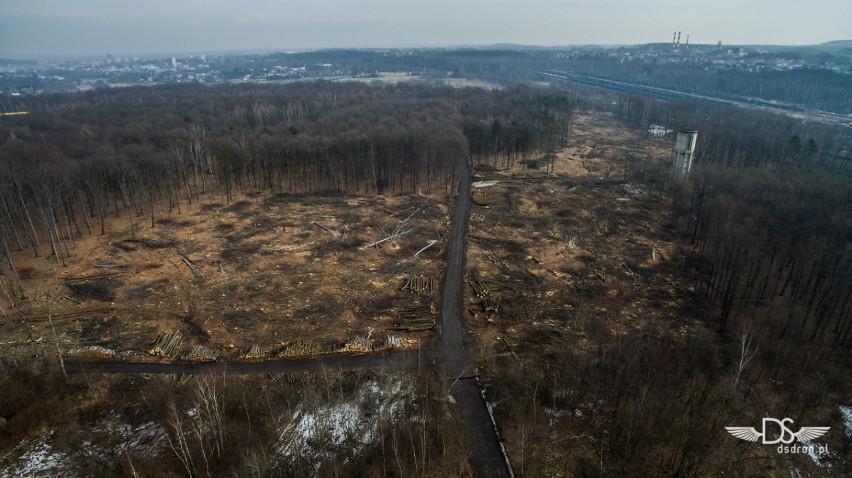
[607,87,852,346]
[562,54,852,114]
[613,93,850,168]
[681,163,852,345]
[611,91,852,346]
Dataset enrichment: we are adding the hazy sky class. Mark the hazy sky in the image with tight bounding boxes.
[1,0,850,59]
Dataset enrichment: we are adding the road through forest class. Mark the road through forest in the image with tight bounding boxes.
[437,157,514,477]
[65,156,513,477]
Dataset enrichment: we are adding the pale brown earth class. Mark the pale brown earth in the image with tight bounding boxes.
[464,112,697,362]
[2,192,450,360]
[2,111,694,369]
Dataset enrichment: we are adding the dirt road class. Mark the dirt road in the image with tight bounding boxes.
[438,158,514,477]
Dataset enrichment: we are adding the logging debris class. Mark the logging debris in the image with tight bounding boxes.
[311,221,343,238]
[362,222,417,249]
[123,237,175,249]
[238,345,266,360]
[413,241,437,257]
[68,345,118,359]
[401,275,435,295]
[393,305,435,332]
[148,331,183,357]
[182,345,220,362]
[63,275,121,302]
[276,334,409,357]
[181,256,203,278]
[469,276,491,298]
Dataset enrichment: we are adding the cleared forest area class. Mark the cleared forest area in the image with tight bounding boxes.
[0,78,850,476]
[0,82,573,362]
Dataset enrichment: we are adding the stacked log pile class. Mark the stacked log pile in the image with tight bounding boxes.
[469,276,490,297]
[482,295,501,313]
[238,345,266,360]
[393,305,435,331]
[470,275,501,314]
[148,331,182,357]
[341,337,374,353]
[182,345,219,362]
[68,345,118,359]
[277,339,337,357]
[385,335,405,348]
[401,275,434,295]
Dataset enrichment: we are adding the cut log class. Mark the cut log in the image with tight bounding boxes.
[413,241,437,257]
[311,221,342,238]
[181,256,203,278]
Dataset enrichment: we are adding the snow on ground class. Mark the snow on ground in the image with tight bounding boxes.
[647,125,673,136]
[794,404,852,470]
[472,180,501,188]
[617,184,648,202]
[276,374,414,469]
[839,405,852,438]
[0,431,75,478]
[801,440,834,469]
[0,418,165,478]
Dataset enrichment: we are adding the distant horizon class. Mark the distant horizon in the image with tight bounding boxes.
[1,39,850,63]
[2,0,850,60]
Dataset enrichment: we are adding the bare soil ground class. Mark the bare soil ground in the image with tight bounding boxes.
[463,112,698,363]
[2,192,450,361]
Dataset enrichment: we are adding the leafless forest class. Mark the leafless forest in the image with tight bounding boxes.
[0,76,850,476]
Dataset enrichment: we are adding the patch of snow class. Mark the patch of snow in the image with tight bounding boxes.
[543,407,568,426]
[0,431,74,478]
[648,125,673,136]
[838,405,852,438]
[93,418,166,455]
[275,375,413,469]
[0,417,165,478]
[472,180,500,188]
[801,440,834,468]
[622,183,647,197]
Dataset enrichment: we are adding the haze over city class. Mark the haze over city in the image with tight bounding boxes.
[1,0,850,59]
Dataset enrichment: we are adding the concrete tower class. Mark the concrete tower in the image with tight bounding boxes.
[671,130,698,185]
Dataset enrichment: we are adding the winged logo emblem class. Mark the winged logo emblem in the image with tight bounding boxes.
[726,418,829,445]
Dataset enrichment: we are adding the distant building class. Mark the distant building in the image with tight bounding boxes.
[671,130,697,186]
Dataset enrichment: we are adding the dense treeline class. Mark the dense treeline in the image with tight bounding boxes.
[484,92,852,476]
[683,164,852,345]
[610,91,852,346]
[255,49,543,84]
[243,49,852,114]
[489,315,851,476]
[561,55,852,114]
[614,93,850,168]
[0,81,574,302]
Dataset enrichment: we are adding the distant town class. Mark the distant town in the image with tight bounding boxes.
[2,41,850,98]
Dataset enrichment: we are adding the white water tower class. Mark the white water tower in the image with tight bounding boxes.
[671,130,697,185]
